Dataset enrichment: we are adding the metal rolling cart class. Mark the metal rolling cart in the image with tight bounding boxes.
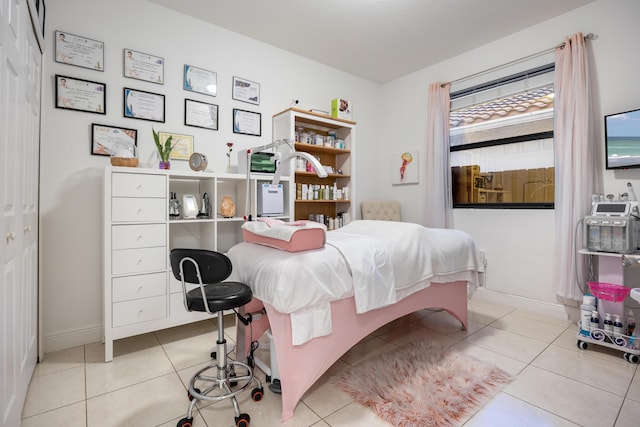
[576,282,640,363]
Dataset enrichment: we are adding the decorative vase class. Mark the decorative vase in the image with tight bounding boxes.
[226,158,231,173]
[159,160,171,170]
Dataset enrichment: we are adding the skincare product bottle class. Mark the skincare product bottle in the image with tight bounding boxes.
[613,314,624,338]
[580,295,596,336]
[627,309,636,336]
[590,311,600,332]
[604,313,614,341]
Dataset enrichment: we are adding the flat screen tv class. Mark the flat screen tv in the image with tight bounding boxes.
[605,107,640,170]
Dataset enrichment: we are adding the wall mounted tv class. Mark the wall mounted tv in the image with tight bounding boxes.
[606,107,640,170]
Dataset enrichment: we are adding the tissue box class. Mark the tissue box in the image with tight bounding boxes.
[331,98,352,120]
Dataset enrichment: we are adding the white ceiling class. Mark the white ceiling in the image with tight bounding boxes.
[147,0,595,83]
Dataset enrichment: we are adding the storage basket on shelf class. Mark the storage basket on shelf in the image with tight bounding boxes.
[586,282,631,302]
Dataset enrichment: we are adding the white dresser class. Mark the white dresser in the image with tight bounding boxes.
[103,166,292,361]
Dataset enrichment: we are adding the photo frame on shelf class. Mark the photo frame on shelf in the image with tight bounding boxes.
[123,88,165,122]
[91,124,137,156]
[55,30,104,71]
[123,49,164,84]
[184,98,218,130]
[183,65,217,97]
[232,76,260,105]
[391,150,419,185]
[159,132,194,160]
[232,109,261,136]
[55,74,106,114]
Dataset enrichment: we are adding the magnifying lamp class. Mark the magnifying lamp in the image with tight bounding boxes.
[272,151,327,185]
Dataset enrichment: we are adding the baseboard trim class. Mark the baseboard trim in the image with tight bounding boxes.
[43,324,102,354]
[474,287,572,321]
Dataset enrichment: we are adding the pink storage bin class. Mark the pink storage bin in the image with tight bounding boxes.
[587,282,631,302]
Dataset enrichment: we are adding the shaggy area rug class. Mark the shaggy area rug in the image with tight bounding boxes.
[330,340,513,427]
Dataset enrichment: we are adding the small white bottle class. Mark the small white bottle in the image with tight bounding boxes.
[580,295,596,336]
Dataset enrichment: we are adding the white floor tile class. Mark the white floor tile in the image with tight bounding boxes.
[505,365,623,427]
[22,365,85,418]
[615,398,640,427]
[35,346,85,377]
[322,402,394,427]
[491,312,569,343]
[21,401,87,427]
[464,326,549,363]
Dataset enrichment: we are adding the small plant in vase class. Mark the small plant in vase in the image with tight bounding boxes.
[153,128,174,169]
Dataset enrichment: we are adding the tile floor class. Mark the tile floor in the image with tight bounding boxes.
[22,298,640,427]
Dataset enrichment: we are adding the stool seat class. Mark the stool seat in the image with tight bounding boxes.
[186,281,253,312]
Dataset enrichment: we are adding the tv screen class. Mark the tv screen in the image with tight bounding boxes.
[606,107,640,170]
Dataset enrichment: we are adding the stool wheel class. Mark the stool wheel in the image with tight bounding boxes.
[235,413,250,427]
[251,387,264,401]
[177,416,193,427]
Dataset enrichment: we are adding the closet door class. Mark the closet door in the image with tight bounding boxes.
[0,0,41,425]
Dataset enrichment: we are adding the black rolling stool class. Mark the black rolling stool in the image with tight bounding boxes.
[170,249,263,427]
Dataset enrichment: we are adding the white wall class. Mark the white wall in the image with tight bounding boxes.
[40,0,381,351]
[378,0,640,307]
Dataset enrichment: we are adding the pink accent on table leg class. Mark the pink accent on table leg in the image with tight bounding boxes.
[261,281,469,422]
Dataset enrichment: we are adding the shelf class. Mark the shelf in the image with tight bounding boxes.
[295,171,350,179]
[295,199,350,203]
[276,107,356,126]
[294,142,350,155]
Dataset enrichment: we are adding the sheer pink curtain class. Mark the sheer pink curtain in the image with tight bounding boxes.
[554,33,595,302]
[425,82,452,229]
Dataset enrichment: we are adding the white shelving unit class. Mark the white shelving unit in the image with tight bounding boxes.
[102,166,292,362]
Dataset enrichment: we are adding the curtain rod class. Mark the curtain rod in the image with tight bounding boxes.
[442,33,593,88]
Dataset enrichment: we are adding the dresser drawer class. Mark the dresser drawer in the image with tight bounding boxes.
[112,224,166,250]
[112,273,166,303]
[112,247,166,275]
[112,198,166,222]
[112,173,166,198]
[112,295,166,327]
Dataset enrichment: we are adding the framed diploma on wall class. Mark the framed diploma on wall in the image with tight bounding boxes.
[123,88,165,122]
[232,109,261,136]
[55,75,106,114]
[55,31,104,71]
[184,99,218,131]
[183,65,217,97]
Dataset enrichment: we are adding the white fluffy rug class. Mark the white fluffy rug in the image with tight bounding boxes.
[330,340,513,426]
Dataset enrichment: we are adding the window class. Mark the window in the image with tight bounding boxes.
[450,64,555,208]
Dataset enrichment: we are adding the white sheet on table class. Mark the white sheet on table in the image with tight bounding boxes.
[228,220,485,345]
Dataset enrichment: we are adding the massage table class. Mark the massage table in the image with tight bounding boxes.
[227,220,484,422]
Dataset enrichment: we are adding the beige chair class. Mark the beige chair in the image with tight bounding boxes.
[360,200,401,221]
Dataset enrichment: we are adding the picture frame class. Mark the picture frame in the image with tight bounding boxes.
[183,65,217,97]
[184,99,218,131]
[391,151,419,185]
[123,49,164,84]
[158,132,194,160]
[55,74,106,114]
[233,109,261,136]
[91,123,137,156]
[55,30,104,71]
[232,76,260,105]
[123,88,165,122]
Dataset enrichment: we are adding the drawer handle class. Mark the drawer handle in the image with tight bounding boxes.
[136,259,143,265]
[137,184,143,190]
[137,209,143,215]
[6,232,15,243]
[137,286,143,293]
[137,310,143,317]
[136,235,143,241]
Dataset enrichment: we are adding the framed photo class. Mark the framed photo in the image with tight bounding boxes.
[55,74,106,114]
[123,88,165,122]
[123,49,164,84]
[183,65,217,97]
[91,124,137,156]
[159,132,193,160]
[233,109,261,136]
[391,151,419,185]
[232,76,260,105]
[55,30,104,71]
[185,99,218,131]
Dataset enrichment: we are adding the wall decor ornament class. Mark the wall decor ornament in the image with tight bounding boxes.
[391,150,419,185]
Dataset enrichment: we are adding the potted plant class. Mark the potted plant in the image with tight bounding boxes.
[153,128,174,169]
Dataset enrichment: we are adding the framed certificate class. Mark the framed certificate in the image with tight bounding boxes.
[159,132,194,160]
[123,88,165,122]
[55,31,104,71]
[123,49,164,84]
[91,124,137,156]
[233,109,261,136]
[183,65,217,97]
[185,99,218,131]
[55,75,106,114]
[232,76,260,105]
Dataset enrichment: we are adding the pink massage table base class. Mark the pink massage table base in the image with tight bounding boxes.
[240,280,469,422]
